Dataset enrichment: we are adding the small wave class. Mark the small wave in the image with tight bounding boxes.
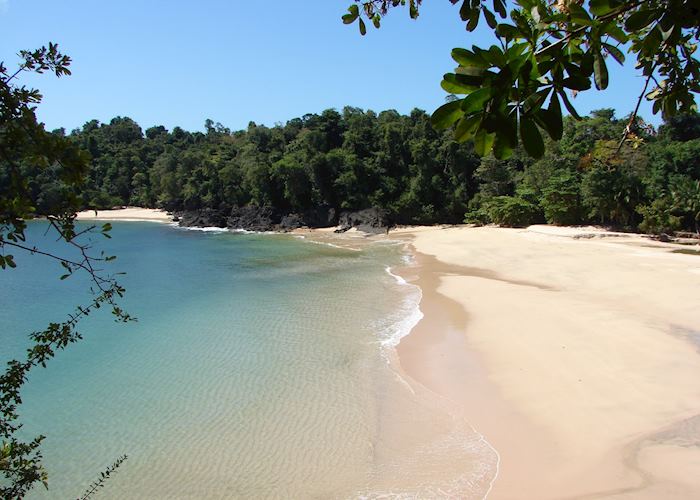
[380,299,423,350]
[385,266,407,285]
[170,225,283,235]
[301,239,362,252]
[171,224,230,233]
[401,253,415,265]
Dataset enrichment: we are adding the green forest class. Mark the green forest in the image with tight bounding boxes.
[24,107,700,233]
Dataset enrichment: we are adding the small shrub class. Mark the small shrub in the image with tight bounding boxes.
[637,199,682,234]
[485,196,540,227]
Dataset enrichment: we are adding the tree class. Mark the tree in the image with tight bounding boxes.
[1,45,130,497]
[343,0,700,158]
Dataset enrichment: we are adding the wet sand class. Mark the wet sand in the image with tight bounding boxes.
[393,225,700,499]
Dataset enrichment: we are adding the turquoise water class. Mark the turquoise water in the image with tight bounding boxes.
[1,222,496,498]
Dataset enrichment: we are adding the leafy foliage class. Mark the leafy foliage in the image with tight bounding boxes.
[344,0,700,158]
[1,46,131,497]
[78,455,128,500]
[44,104,700,234]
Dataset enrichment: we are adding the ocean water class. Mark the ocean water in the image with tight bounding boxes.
[0,222,497,498]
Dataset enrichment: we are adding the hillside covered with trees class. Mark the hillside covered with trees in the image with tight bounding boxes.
[23,107,700,234]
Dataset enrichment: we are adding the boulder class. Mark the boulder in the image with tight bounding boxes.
[177,209,227,228]
[227,205,278,232]
[337,207,390,234]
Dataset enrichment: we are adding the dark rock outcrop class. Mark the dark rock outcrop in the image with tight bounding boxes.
[177,208,228,228]
[227,206,278,232]
[336,207,390,234]
[278,214,304,230]
[300,206,337,228]
[176,205,387,233]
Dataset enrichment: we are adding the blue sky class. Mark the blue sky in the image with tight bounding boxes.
[1,0,657,133]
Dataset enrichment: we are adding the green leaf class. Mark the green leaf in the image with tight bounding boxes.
[625,10,658,31]
[409,0,419,19]
[461,87,492,114]
[593,51,608,89]
[466,9,480,31]
[520,118,545,158]
[568,4,592,25]
[359,18,367,35]
[474,128,496,156]
[455,66,486,77]
[602,43,625,65]
[492,0,507,18]
[454,115,481,141]
[451,48,489,68]
[431,100,464,129]
[453,68,486,85]
[602,21,628,44]
[483,8,497,29]
[485,45,506,67]
[562,76,591,91]
[589,0,614,16]
[493,134,514,159]
[459,1,474,21]
[548,92,563,139]
[441,73,479,94]
[496,23,519,40]
[558,90,582,119]
[342,5,359,24]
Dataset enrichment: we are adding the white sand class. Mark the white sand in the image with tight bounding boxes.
[396,225,700,499]
[75,207,172,223]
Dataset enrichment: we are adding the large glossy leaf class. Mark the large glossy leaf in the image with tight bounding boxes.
[451,48,489,68]
[602,21,628,44]
[589,0,614,16]
[454,114,481,141]
[496,23,519,40]
[593,51,608,90]
[602,43,625,65]
[441,74,479,94]
[492,0,507,18]
[342,4,359,24]
[461,87,492,114]
[483,8,497,29]
[431,100,464,129]
[493,134,514,159]
[536,93,563,141]
[568,4,593,25]
[548,92,563,140]
[558,90,582,119]
[474,128,496,156]
[453,69,487,87]
[562,76,592,91]
[625,10,658,31]
[520,117,545,158]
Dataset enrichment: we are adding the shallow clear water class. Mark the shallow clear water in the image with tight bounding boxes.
[1,222,496,498]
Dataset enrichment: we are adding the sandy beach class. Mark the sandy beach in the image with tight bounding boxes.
[393,225,700,499]
[75,207,172,223]
[66,215,700,497]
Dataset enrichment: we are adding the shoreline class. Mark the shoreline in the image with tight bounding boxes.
[392,225,700,499]
[66,213,700,496]
[75,207,173,223]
